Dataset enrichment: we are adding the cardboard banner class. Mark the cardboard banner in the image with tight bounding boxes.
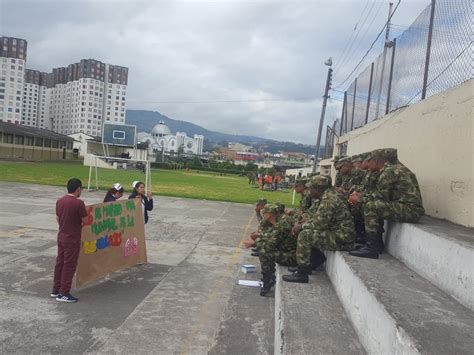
[75,198,147,288]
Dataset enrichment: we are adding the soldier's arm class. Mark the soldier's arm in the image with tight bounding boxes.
[375,167,397,201]
[304,197,333,230]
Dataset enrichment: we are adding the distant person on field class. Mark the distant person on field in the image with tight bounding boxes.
[52,178,88,303]
[129,181,153,224]
[103,183,124,203]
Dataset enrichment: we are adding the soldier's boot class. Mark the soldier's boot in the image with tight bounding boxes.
[349,232,383,259]
[260,273,276,296]
[310,248,326,270]
[377,223,385,254]
[282,265,310,283]
[251,251,260,257]
[288,248,326,273]
[288,265,311,274]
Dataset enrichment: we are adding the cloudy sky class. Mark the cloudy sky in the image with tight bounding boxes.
[1,0,429,144]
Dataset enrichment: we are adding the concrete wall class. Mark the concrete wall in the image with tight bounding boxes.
[0,143,73,161]
[336,80,473,227]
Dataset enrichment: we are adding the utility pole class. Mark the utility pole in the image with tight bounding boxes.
[312,63,333,173]
[375,2,394,119]
[422,0,436,99]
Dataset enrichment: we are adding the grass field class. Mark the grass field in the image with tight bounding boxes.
[0,161,296,206]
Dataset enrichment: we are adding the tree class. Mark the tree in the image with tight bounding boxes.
[244,162,257,172]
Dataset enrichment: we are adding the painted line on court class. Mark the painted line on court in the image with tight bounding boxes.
[180,212,255,355]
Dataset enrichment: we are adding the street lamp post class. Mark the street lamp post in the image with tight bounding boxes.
[312,59,333,174]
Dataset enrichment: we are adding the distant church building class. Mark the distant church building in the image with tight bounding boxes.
[137,121,204,156]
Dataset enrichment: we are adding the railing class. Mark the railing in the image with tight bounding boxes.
[323,0,472,159]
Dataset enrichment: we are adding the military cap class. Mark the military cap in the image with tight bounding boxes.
[294,178,308,187]
[262,204,280,214]
[362,152,372,161]
[306,175,331,189]
[256,198,267,206]
[371,148,398,162]
[337,156,352,165]
[276,203,286,213]
[351,154,363,163]
[332,155,346,163]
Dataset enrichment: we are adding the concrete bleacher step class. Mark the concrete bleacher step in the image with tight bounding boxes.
[274,266,365,355]
[385,216,474,310]
[326,251,474,354]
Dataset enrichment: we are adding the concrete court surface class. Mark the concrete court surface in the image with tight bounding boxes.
[0,181,274,354]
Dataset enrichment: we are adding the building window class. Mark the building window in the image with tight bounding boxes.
[25,136,34,146]
[35,137,43,147]
[4,133,13,144]
[52,140,59,148]
[14,135,24,145]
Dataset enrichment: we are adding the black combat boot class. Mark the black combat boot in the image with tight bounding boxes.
[349,232,383,259]
[288,248,326,273]
[251,251,260,257]
[310,248,326,270]
[288,265,311,274]
[260,273,276,296]
[282,265,310,283]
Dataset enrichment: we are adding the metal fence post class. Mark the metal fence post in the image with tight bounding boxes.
[386,37,397,114]
[340,92,347,136]
[422,0,436,99]
[365,62,375,125]
[350,78,357,131]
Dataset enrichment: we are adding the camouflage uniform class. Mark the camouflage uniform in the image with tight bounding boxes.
[296,186,355,266]
[334,171,343,188]
[258,214,297,275]
[254,198,268,226]
[361,170,379,194]
[254,220,274,249]
[299,191,313,211]
[348,167,366,193]
[363,161,424,234]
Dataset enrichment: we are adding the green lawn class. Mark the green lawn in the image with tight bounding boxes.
[0,161,296,206]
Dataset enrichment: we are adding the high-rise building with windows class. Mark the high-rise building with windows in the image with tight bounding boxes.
[22,69,50,129]
[0,36,27,125]
[47,59,128,137]
[0,35,128,137]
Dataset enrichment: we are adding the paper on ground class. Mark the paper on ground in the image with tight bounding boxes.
[238,279,262,287]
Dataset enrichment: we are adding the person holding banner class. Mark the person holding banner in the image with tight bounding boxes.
[52,178,88,303]
[103,183,124,203]
[129,181,153,224]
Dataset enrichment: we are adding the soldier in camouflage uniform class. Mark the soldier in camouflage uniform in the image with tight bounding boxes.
[254,198,267,225]
[333,156,344,188]
[283,175,355,283]
[347,153,370,244]
[348,154,367,193]
[349,148,425,259]
[334,156,354,196]
[258,204,298,295]
[248,198,268,256]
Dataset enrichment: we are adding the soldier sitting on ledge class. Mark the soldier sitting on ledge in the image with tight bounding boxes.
[283,175,355,283]
[348,148,425,259]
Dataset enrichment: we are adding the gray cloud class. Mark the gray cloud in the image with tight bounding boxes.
[1,0,429,144]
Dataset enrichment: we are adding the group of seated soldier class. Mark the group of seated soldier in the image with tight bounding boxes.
[243,148,425,296]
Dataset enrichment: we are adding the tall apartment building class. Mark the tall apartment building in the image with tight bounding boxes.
[48,59,128,137]
[22,69,50,129]
[1,35,128,137]
[0,36,27,124]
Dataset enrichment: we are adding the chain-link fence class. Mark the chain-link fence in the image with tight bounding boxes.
[323,0,472,159]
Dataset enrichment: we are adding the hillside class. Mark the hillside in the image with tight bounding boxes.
[126,110,319,155]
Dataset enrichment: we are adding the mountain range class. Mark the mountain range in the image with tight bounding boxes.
[126,110,318,155]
